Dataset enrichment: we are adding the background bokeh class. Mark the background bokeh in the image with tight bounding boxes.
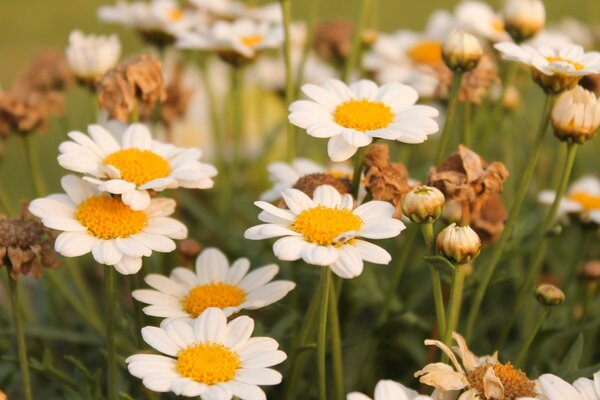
[1,0,598,86]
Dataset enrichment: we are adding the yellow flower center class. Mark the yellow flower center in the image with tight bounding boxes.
[326,169,352,179]
[334,99,393,132]
[104,149,170,186]
[292,206,362,246]
[75,196,147,239]
[241,34,263,47]
[181,283,246,317]
[176,342,240,385]
[569,192,600,211]
[492,18,505,33]
[467,363,536,400]
[546,56,584,71]
[407,41,443,66]
[169,9,183,21]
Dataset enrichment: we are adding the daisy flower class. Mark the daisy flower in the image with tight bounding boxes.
[29,175,187,275]
[132,247,295,319]
[126,307,287,399]
[538,175,600,225]
[65,30,121,83]
[536,372,600,400]
[189,0,282,24]
[260,158,352,202]
[176,19,283,62]
[454,0,510,43]
[348,379,434,400]
[289,79,439,162]
[494,42,600,93]
[415,332,539,400]
[244,185,405,279]
[57,123,217,211]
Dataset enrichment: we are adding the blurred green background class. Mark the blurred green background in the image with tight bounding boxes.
[1,0,599,86]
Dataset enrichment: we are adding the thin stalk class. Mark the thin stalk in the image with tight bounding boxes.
[105,267,117,400]
[294,0,319,95]
[444,264,466,349]
[7,272,33,400]
[317,267,332,400]
[465,94,556,341]
[514,307,548,367]
[0,185,13,215]
[487,62,518,132]
[341,0,374,81]
[435,73,464,164]
[130,274,145,347]
[497,141,579,347]
[21,134,48,196]
[582,281,597,320]
[230,66,244,176]
[422,223,446,335]
[351,146,367,198]
[198,56,224,168]
[329,282,344,400]
[280,0,295,162]
[462,102,473,147]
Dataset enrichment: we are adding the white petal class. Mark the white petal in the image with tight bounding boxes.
[330,246,364,279]
[141,326,180,356]
[196,247,229,284]
[223,316,254,351]
[235,368,283,385]
[193,307,227,343]
[238,264,279,292]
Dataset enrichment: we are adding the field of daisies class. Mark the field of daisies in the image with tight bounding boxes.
[1,0,600,399]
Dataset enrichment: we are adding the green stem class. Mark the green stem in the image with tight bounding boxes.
[497,141,579,348]
[105,267,117,400]
[582,281,597,320]
[280,0,295,162]
[444,264,466,349]
[351,146,367,198]
[317,267,332,400]
[130,274,145,347]
[294,0,318,95]
[435,72,464,164]
[487,62,518,132]
[7,272,33,400]
[341,0,374,81]
[465,94,556,341]
[231,66,244,175]
[514,307,548,367]
[462,102,473,147]
[0,184,13,215]
[422,223,446,335]
[329,282,344,400]
[21,134,48,196]
[198,56,224,169]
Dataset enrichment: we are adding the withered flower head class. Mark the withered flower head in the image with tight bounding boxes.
[433,55,499,104]
[313,19,355,67]
[156,62,193,127]
[363,143,414,218]
[97,54,167,122]
[292,173,352,199]
[11,49,75,93]
[0,205,61,280]
[0,89,63,137]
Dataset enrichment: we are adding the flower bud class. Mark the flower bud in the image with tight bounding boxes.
[442,30,483,72]
[179,239,202,259]
[402,186,445,223]
[534,283,565,307]
[582,260,600,281]
[436,223,481,264]
[503,0,546,43]
[66,30,121,86]
[552,86,600,143]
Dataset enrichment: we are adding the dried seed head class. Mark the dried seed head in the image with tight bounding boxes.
[534,283,565,307]
[0,89,63,137]
[442,30,483,72]
[467,362,537,400]
[293,173,352,198]
[0,205,61,280]
[313,19,355,66]
[436,223,481,264]
[11,49,75,93]
[402,186,445,224]
[158,62,193,127]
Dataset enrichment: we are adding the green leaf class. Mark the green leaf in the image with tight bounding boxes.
[423,255,456,274]
[559,334,584,375]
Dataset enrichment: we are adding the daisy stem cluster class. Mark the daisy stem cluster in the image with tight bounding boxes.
[329,282,345,400]
[105,267,118,400]
[443,264,465,352]
[6,273,33,400]
[317,267,332,400]
[279,0,295,162]
[498,141,579,348]
[465,94,557,341]
[514,306,549,367]
[434,72,463,164]
[341,0,374,82]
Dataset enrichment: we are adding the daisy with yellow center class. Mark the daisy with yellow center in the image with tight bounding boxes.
[289,79,439,162]
[538,175,600,225]
[132,247,295,319]
[127,308,287,399]
[29,175,187,274]
[58,123,217,211]
[347,379,435,400]
[188,0,282,24]
[536,371,600,400]
[245,185,405,279]
[176,19,283,61]
[494,42,600,93]
[415,332,539,400]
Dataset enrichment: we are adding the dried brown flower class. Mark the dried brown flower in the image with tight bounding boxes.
[293,173,352,199]
[11,49,75,93]
[313,19,355,66]
[0,89,64,137]
[97,54,167,122]
[0,205,61,280]
[364,143,415,218]
[155,62,193,127]
[429,145,509,245]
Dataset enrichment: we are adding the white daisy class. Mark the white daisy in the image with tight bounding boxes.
[538,175,600,225]
[244,185,405,279]
[65,30,121,82]
[189,0,282,24]
[454,0,510,43]
[536,372,600,400]
[494,42,600,92]
[57,123,217,211]
[347,379,434,400]
[127,307,287,399]
[260,158,352,202]
[132,247,295,319]
[176,19,283,61]
[289,79,439,162]
[29,175,187,275]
